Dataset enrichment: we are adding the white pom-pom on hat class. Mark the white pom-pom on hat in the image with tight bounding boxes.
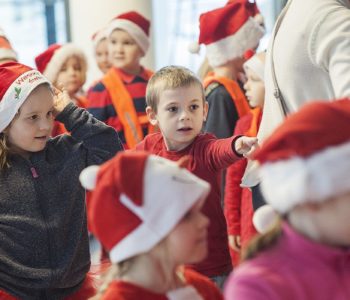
[188,41,201,54]
[252,204,278,233]
[79,165,100,190]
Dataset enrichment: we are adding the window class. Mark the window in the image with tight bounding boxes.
[152,0,286,73]
[0,0,69,67]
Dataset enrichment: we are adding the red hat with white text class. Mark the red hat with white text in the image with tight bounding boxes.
[79,151,210,263]
[0,62,50,132]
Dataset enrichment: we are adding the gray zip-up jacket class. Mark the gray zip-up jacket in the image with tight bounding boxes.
[0,103,123,299]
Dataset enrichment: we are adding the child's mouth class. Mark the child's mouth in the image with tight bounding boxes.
[177,127,192,132]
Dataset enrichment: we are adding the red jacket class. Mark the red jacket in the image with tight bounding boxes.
[225,108,262,249]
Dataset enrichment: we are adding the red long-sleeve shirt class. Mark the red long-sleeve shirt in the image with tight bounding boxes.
[135,132,242,277]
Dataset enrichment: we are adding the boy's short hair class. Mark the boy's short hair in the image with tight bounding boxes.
[146,65,205,112]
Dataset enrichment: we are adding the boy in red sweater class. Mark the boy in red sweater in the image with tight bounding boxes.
[135,65,258,288]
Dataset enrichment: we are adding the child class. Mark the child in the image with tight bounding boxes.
[87,11,155,149]
[225,52,265,264]
[225,99,350,299]
[92,27,112,75]
[0,27,17,64]
[136,65,258,288]
[0,62,122,299]
[79,151,224,299]
[189,0,264,139]
[35,43,88,136]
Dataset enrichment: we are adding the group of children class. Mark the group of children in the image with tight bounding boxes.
[0,0,349,299]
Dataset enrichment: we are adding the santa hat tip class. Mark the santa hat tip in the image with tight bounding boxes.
[79,165,100,190]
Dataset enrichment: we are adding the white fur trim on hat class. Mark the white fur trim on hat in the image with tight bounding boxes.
[206,17,264,68]
[0,48,17,61]
[0,70,50,132]
[107,19,149,54]
[43,43,87,83]
[243,55,265,81]
[109,155,210,263]
[260,140,350,214]
[79,165,100,190]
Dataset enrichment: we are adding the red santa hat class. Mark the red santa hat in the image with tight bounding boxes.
[34,43,87,83]
[79,151,210,263]
[106,11,150,54]
[0,27,17,62]
[0,62,50,132]
[253,99,350,216]
[189,0,264,68]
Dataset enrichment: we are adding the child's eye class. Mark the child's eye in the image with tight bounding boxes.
[167,106,178,113]
[47,111,54,118]
[190,104,199,111]
[29,115,38,121]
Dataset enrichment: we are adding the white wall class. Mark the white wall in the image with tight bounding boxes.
[68,0,155,88]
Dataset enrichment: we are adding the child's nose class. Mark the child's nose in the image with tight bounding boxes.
[39,118,52,131]
[179,110,190,121]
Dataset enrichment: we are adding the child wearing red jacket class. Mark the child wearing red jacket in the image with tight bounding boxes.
[225,52,265,265]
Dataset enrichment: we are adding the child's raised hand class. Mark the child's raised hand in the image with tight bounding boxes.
[234,136,259,158]
[53,86,71,117]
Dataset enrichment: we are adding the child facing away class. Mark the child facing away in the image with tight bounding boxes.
[225,52,266,264]
[225,99,350,300]
[135,65,258,288]
[92,27,112,75]
[87,11,155,149]
[189,0,264,139]
[35,43,89,136]
[0,62,122,299]
[79,151,224,300]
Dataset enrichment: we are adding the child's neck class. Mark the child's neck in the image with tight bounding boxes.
[118,65,143,76]
[121,254,184,294]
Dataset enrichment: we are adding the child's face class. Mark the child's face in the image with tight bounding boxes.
[243,68,265,108]
[5,84,54,158]
[166,200,209,265]
[95,38,111,74]
[309,192,350,247]
[108,29,144,74]
[55,56,85,97]
[147,85,208,151]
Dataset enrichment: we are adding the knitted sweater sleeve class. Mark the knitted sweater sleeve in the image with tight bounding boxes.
[53,102,123,165]
[309,6,350,97]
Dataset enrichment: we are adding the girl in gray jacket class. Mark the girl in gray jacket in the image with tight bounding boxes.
[0,62,123,299]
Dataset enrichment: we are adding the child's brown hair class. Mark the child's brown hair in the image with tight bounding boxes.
[146,65,205,113]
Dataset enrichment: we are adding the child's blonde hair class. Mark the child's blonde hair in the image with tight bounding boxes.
[146,65,205,113]
[0,133,10,170]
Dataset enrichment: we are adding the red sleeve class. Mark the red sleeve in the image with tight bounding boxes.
[196,134,241,172]
[184,268,224,300]
[224,159,248,235]
[224,115,251,235]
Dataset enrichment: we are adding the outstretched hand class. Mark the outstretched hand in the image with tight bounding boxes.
[52,86,71,117]
[235,136,259,158]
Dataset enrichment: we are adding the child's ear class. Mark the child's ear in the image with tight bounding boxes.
[203,101,209,122]
[146,106,158,126]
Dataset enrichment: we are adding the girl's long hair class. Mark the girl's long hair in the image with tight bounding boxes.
[0,133,10,170]
[242,216,283,261]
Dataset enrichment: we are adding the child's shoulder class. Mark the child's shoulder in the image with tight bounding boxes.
[136,132,163,151]
[183,267,223,300]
